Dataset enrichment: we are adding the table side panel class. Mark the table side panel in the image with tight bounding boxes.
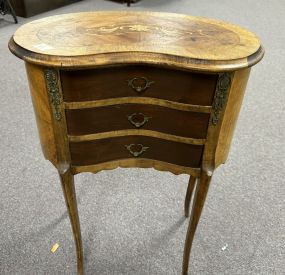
[25,62,58,166]
[215,68,251,167]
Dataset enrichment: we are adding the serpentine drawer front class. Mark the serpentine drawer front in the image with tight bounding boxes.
[69,136,204,167]
[9,11,264,275]
[61,66,217,105]
[65,103,210,138]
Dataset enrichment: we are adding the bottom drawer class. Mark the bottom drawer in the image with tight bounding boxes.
[70,136,204,168]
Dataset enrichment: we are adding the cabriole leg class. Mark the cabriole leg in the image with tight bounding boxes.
[59,169,84,275]
[184,176,197,218]
[182,171,212,275]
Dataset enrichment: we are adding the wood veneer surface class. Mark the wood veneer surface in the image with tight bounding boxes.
[70,136,204,167]
[61,66,217,105]
[65,104,210,139]
[9,11,264,71]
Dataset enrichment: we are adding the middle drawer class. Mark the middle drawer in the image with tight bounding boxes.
[65,104,210,139]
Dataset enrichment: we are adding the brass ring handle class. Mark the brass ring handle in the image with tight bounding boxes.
[127,112,152,128]
[127,77,155,93]
[125,143,149,157]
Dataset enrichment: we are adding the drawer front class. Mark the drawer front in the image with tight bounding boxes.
[70,136,204,168]
[61,66,217,106]
[66,104,210,139]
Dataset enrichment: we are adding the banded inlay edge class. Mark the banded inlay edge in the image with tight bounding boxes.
[64,97,212,113]
[68,129,206,145]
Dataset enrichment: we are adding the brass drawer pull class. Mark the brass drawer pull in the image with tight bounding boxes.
[127,77,155,93]
[125,143,149,157]
[127,112,151,128]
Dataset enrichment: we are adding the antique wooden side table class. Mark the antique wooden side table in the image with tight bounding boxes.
[9,11,264,274]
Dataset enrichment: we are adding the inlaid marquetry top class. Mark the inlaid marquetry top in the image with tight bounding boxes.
[9,11,264,71]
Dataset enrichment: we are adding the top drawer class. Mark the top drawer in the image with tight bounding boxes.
[61,66,217,106]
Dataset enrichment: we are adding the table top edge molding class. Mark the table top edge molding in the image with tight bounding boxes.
[8,37,264,72]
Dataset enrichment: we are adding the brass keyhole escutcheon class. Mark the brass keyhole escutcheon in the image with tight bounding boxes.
[127,77,155,93]
[125,143,149,157]
[127,112,151,128]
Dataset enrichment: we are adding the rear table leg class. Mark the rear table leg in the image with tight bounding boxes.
[182,170,212,274]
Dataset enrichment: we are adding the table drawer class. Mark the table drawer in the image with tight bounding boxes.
[66,104,210,139]
[61,66,217,106]
[70,136,203,168]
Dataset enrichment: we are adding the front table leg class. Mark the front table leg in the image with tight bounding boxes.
[184,176,197,218]
[59,169,84,275]
[182,170,212,274]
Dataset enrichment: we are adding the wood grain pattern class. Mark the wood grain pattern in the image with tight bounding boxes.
[184,176,197,218]
[24,63,84,275]
[65,104,210,138]
[61,66,217,106]
[25,63,57,166]
[13,11,259,57]
[183,170,212,274]
[68,130,206,145]
[71,158,201,177]
[42,68,84,273]
[202,72,234,172]
[69,136,204,168]
[59,168,83,275]
[215,68,250,166]
[9,11,264,71]
[8,38,264,72]
[64,97,212,113]
[44,69,70,172]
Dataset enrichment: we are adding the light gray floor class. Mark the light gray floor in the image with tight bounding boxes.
[0,0,284,274]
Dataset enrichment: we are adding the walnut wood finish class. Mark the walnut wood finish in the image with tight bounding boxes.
[25,62,57,166]
[64,97,212,113]
[72,159,201,177]
[69,136,204,168]
[68,130,206,146]
[65,104,210,138]
[202,68,251,171]
[183,171,212,275]
[61,66,217,105]
[184,176,197,218]
[9,11,264,275]
[59,169,83,275]
[215,68,251,167]
[9,11,264,71]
